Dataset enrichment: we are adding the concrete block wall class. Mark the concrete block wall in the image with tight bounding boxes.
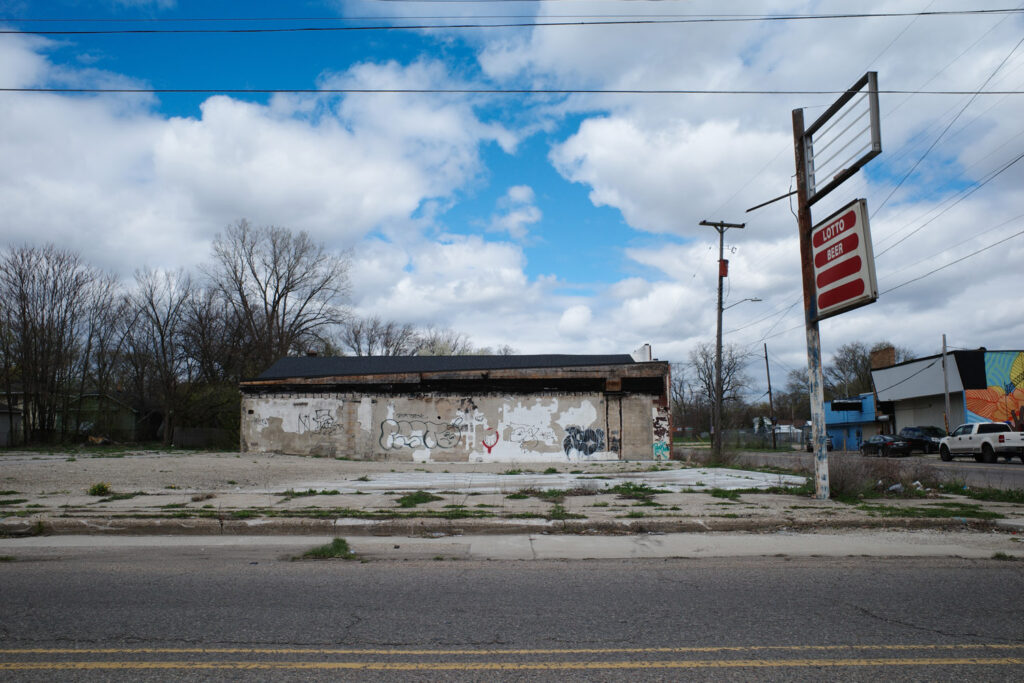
[241,391,670,462]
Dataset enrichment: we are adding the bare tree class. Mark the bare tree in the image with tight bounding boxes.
[340,315,420,356]
[0,245,99,443]
[128,268,195,445]
[824,340,915,399]
[414,326,476,356]
[183,287,249,384]
[207,219,350,373]
[776,368,811,422]
[70,273,133,436]
[688,342,754,429]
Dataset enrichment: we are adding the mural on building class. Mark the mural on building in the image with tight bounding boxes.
[965,352,1024,425]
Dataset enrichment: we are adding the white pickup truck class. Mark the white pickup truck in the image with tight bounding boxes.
[939,422,1024,463]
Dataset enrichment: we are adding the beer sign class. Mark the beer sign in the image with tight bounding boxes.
[810,198,878,320]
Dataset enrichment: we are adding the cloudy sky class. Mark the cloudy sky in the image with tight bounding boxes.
[1,0,1022,395]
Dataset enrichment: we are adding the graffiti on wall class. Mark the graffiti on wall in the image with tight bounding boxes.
[297,410,340,435]
[966,351,1024,427]
[507,423,555,451]
[380,416,464,451]
[481,428,499,454]
[652,411,670,461]
[562,425,605,459]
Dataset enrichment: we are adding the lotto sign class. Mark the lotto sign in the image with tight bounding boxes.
[810,198,878,321]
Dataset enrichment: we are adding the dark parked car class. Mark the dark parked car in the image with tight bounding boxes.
[805,435,834,452]
[898,426,947,454]
[860,434,912,457]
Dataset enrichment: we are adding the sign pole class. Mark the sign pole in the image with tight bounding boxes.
[793,108,830,500]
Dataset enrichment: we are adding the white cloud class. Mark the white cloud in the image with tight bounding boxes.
[0,40,514,274]
[489,185,541,239]
[558,304,592,338]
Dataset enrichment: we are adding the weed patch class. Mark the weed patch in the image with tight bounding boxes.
[709,488,741,501]
[938,483,1024,505]
[87,482,111,496]
[396,491,444,507]
[547,504,586,520]
[543,467,559,475]
[857,502,1003,520]
[299,538,356,560]
[992,552,1019,561]
[277,489,341,501]
[0,498,28,506]
[607,482,668,502]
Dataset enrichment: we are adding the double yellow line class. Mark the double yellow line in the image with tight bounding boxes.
[1,644,1021,672]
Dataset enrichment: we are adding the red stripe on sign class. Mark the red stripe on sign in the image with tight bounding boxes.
[814,233,858,268]
[812,209,856,248]
[816,255,862,288]
[818,278,865,310]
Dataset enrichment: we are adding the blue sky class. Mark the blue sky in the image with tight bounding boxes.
[1,0,1023,394]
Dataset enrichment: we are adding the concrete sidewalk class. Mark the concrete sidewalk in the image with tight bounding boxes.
[1,450,1023,547]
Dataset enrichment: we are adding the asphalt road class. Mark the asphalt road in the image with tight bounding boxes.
[1,546,1022,680]
[737,450,1024,490]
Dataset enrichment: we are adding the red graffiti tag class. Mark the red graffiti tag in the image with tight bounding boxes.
[481,429,499,454]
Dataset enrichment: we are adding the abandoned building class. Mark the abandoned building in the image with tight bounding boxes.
[239,352,671,462]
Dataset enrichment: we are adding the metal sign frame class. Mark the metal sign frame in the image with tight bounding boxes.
[792,72,882,500]
[803,72,881,206]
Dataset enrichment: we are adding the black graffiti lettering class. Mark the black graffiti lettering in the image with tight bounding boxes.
[562,425,605,459]
[379,416,463,451]
[297,409,340,435]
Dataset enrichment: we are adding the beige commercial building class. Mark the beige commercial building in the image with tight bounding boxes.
[240,354,671,462]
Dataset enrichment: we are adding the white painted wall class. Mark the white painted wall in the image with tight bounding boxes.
[241,391,667,462]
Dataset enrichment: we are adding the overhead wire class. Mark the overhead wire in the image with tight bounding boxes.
[880,226,1024,295]
[869,33,1024,219]
[2,9,1022,34]
[2,86,1021,95]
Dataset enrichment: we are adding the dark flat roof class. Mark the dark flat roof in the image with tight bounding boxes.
[255,354,639,380]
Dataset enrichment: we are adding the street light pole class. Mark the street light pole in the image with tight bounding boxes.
[700,219,745,462]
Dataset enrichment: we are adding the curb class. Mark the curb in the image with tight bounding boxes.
[0,514,1001,538]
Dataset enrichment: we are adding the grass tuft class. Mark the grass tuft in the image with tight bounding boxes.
[299,538,356,560]
[396,491,444,508]
[87,482,111,496]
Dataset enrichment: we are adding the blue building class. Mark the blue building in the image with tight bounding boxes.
[823,392,885,452]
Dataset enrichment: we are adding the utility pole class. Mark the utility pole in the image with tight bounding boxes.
[941,334,952,434]
[793,109,830,500]
[699,219,745,463]
[764,343,776,450]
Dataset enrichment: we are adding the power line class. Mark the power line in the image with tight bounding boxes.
[875,148,1024,257]
[873,359,939,395]
[880,227,1024,295]
[2,9,1022,34]
[870,34,1024,219]
[2,87,1022,96]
